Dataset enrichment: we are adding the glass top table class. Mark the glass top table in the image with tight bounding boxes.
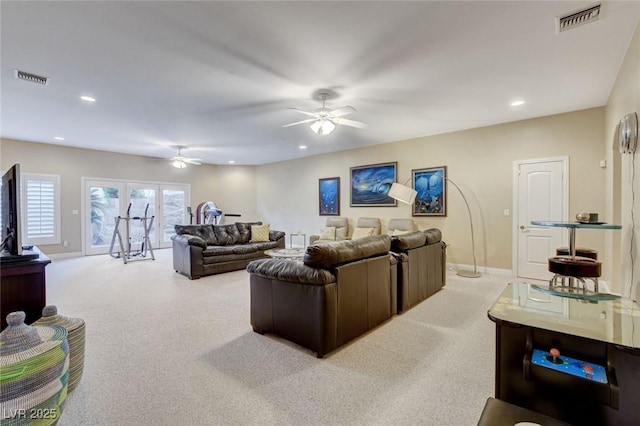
[488,282,640,351]
[264,248,305,259]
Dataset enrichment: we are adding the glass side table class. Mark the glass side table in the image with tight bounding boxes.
[530,221,621,258]
[289,233,306,249]
[531,221,622,295]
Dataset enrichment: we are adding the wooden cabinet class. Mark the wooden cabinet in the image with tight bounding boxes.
[0,247,50,330]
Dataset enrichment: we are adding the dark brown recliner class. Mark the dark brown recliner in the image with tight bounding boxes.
[247,235,393,358]
[390,228,446,313]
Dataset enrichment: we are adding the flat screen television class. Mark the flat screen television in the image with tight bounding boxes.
[1,163,22,257]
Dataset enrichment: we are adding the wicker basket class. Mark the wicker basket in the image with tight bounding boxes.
[1,311,69,426]
[33,306,85,392]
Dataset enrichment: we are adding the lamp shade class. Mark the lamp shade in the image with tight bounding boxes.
[388,182,417,204]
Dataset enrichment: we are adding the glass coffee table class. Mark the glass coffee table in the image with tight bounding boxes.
[264,248,305,260]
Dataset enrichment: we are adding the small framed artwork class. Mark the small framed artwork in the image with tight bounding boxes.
[412,166,447,216]
[350,162,397,207]
[319,177,340,215]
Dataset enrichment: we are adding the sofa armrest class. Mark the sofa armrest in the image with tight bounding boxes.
[171,233,206,249]
[269,230,285,241]
[247,258,335,286]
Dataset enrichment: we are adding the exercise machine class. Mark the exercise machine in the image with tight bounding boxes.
[109,203,155,264]
[196,201,242,225]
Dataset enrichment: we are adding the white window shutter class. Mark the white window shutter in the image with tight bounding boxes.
[22,174,60,245]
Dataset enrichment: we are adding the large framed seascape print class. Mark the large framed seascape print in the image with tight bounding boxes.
[350,162,397,207]
[413,166,446,216]
[319,177,340,216]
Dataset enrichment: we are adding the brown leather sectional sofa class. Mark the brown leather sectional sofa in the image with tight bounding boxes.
[390,229,446,313]
[247,230,445,357]
[171,222,285,279]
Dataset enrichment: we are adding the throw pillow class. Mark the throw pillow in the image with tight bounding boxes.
[250,224,270,242]
[319,226,336,240]
[351,227,374,239]
[390,229,411,236]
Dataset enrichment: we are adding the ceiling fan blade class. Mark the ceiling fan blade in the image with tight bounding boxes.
[335,118,368,129]
[287,107,318,118]
[282,118,317,128]
[184,158,202,165]
[329,106,356,117]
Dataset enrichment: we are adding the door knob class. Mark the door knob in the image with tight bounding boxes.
[520,225,526,230]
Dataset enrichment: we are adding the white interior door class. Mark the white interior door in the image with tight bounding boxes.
[514,158,568,281]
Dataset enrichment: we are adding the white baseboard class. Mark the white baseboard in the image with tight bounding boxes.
[446,262,513,277]
[47,251,82,259]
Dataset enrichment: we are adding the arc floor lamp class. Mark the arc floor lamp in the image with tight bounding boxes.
[388,176,481,278]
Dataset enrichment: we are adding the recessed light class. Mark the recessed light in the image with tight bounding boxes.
[299,145,307,150]
[53,136,65,141]
[510,100,525,107]
[80,95,96,103]
[228,160,235,164]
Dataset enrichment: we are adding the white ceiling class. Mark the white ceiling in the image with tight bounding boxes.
[2,1,639,166]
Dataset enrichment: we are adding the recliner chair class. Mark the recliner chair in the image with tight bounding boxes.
[387,218,415,235]
[309,217,349,245]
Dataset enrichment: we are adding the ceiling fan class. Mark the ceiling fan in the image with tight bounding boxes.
[170,146,202,168]
[283,91,368,135]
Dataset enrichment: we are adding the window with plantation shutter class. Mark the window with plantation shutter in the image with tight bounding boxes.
[22,173,60,245]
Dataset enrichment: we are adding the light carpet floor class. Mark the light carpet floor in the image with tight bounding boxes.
[41,249,514,425]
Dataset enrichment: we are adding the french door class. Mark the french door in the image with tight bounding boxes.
[83,179,189,255]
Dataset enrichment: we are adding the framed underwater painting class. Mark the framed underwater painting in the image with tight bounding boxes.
[412,166,447,216]
[350,162,397,207]
[319,177,340,215]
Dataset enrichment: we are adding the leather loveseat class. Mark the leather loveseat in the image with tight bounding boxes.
[171,222,285,279]
[247,234,393,358]
[390,228,446,313]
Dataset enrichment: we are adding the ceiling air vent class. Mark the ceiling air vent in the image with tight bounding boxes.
[556,3,601,33]
[14,69,50,85]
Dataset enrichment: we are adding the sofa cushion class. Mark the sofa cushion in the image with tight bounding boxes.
[213,224,241,245]
[247,258,336,285]
[335,226,348,240]
[320,226,336,240]
[251,224,270,242]
[236,221,262,243]
[352,227,373,239]
[175,224,218,246]
[424,228,442,245]
[304,234,391,269]
[203,244,260,256]
[390,229,411,236]
[391,231,427,251]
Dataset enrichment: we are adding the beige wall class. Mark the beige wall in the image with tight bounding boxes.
[607,22,640,298]
[257,107,606,273]
[2,110,611,275]
[0,138,258,255]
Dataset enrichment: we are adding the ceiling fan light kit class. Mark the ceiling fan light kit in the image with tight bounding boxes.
[169,146,202,168]
[283,90,367,135]
[310,119,336,135]
[171,159,187,169]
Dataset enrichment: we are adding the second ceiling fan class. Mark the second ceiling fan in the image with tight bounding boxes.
[283,90,368,135]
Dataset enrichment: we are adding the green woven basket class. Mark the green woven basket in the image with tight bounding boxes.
[1,311,69,426]
[33,306,85,392]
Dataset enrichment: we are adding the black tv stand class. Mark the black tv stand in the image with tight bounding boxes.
[0,246,51,330]
[0,248,40,264]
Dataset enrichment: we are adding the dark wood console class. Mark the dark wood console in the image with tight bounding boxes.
[488,283,640,425]
[0,247,51,330]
